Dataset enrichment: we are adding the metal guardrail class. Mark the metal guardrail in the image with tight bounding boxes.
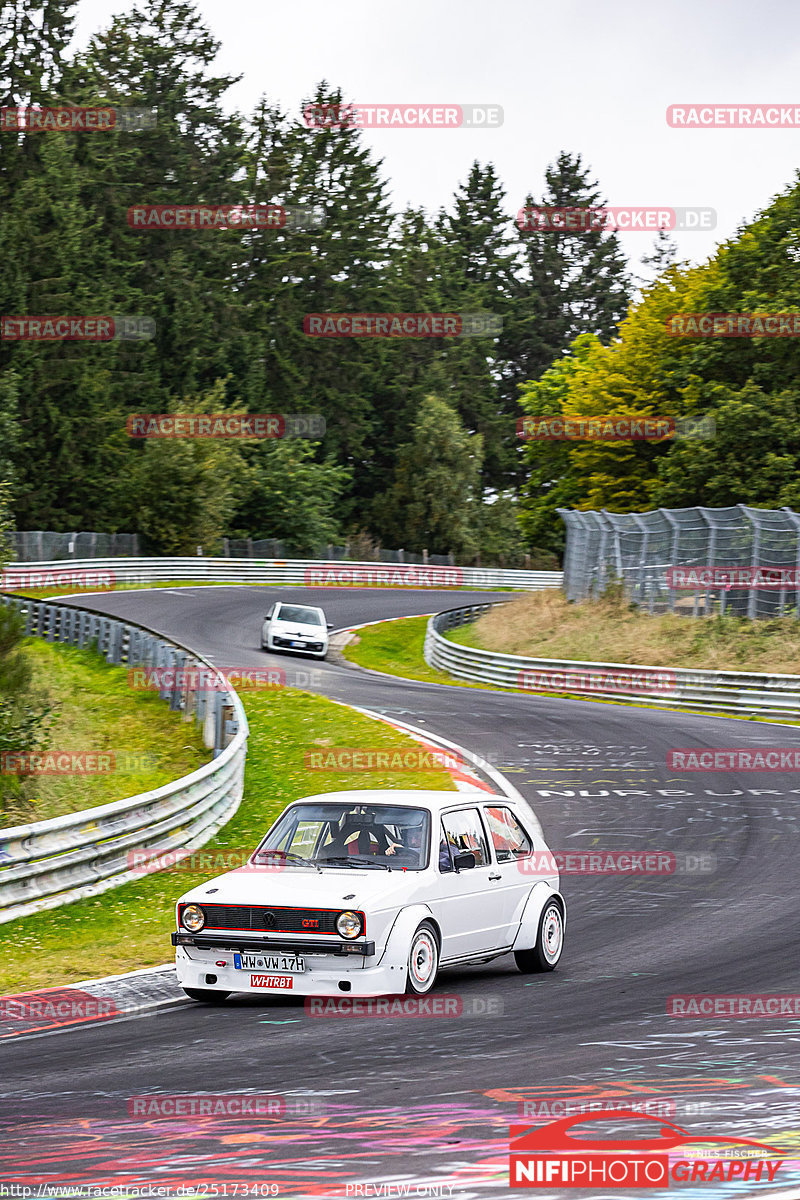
[424,605,800,721]
[0,594,249,923]
[0,557,564,592]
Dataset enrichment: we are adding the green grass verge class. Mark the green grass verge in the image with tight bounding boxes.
[342,616,482,686]
[0,687,455,993]
[8,639,210,824]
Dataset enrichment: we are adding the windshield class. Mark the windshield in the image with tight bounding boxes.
[276,605,323,625]
[254,803,431,870]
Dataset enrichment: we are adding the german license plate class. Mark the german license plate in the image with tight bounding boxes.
[234,953,305,972]
[291,640,306,648]
[250,974,294,990]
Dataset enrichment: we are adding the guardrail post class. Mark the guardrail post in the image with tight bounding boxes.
[107,622,124,665]
[170,651,186,711]
[23,601,37,636]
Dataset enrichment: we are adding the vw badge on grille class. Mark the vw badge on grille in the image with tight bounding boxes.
[263,911,277,928]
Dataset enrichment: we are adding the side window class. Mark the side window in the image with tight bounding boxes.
[441,808,490,868]
[265,604,276,620]
[484,806,532,862]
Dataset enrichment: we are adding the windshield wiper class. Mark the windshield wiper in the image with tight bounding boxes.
[315,855,390,871]
[253,849,321,873]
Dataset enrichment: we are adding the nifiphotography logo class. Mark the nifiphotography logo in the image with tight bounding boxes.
[509,1111,786,1188]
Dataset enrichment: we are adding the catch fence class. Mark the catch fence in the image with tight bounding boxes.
[558,505,800,619]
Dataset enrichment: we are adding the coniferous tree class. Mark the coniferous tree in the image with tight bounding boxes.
[502,152,631,426]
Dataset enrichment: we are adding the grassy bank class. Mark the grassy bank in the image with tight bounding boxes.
[6,639,210,825]
[342,616,464,685]
[0,687,455,993]
[451,589,800,673]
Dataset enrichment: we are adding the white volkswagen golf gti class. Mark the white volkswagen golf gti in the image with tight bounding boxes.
[260,601,330,659]
[172,790,565,1001]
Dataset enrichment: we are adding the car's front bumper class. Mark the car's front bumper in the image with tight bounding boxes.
[174,943,407,997]
[269,637,327,657]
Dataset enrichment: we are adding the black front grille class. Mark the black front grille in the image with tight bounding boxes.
[196,904,340,934]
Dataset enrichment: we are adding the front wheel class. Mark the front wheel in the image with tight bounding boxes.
[514,899,564,973]
[405,920,439,994]
[182,987,231,1003]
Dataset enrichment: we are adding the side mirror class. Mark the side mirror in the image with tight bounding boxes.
[327,622,334,630]
[452,850,476,871]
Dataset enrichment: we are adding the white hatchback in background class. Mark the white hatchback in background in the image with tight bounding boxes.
[261,601,331,659]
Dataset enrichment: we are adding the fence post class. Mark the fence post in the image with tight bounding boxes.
[740,505,761,621]
[660,510,680,613]
[699,508,715,617]
[782,508,800,619]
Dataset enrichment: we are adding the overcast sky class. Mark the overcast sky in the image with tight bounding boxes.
[73,0,800,276]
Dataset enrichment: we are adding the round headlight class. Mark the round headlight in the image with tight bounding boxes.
[336,910,362,939]
[181,904,205,932]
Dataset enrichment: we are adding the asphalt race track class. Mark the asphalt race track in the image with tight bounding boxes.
[4,585,800,1198]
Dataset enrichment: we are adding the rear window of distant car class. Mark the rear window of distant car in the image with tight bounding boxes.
[276,605,323,625]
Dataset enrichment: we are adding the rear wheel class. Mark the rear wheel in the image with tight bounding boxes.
[405,921,439,994]
[182,987,231,1003]
[514,899,564,973]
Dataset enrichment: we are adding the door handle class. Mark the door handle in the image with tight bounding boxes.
[489,873,502,881]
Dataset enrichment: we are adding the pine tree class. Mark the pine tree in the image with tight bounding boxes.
[380,395,483,556]
[503,152,631,427]
[436,162,518,490]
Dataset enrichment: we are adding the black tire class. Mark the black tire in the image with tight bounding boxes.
[405,920,440,995]
[514,899,564,973]
[182,987,231,1003]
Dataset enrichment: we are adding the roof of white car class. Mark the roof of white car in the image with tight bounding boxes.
[290,789,508,812]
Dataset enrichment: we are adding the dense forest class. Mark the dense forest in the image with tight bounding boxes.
[2,1,800,563]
